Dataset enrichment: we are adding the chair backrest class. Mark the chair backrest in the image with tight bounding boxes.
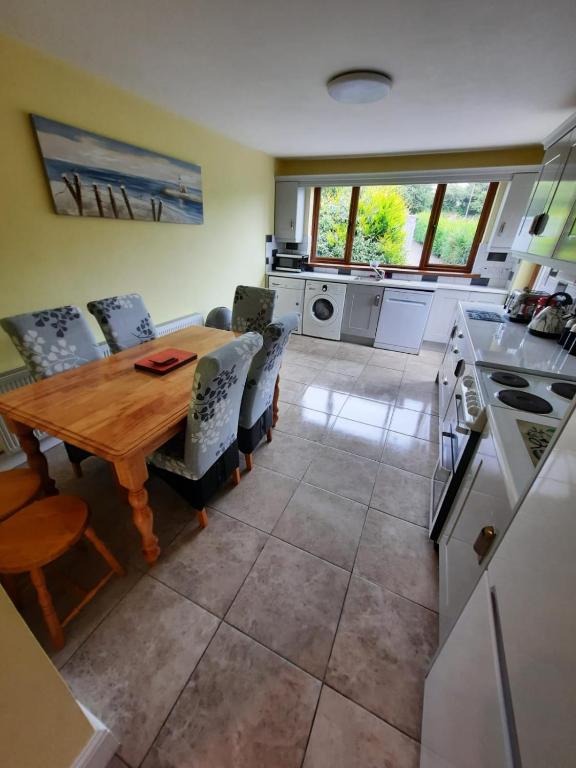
[87,293,156,353]
[205,306,232,331]
[0,306,103,380]
[239,313,298,429]
[184,332,263,479]
[231,286,276,334]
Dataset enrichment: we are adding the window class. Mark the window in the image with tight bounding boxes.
[310,181,498,272]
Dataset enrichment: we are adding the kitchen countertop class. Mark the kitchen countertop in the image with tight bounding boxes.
[266,270,508,295]
[460,301,576,380]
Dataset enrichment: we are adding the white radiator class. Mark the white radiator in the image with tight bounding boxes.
[0,312,205,456]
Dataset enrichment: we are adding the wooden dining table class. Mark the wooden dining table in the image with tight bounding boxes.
[0,325,251,566]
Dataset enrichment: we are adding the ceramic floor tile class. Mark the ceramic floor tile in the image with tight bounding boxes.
[395,379,439,415]
[389,406,439,442]
[273,483,367,570]
[226,538,349,677]
[293,352,333,370]
[152,510,268,617]
[106,757,129,768]
[210,465,298,532]
[325,358,366,377]
[295,385,348,415]
[336,342,374,364]
[142,623,320,768]
[371,463,431,527]
[303,445,379,505]
[302,686,420,768]
[275,403,333,442]
[281,362,318,385]
[403,360,441,382]
[278,378,308,405]
[62,576,219,767]
[326,577,438,740]
[311,369,359,394]
[368,348,408,371]
[321,416,387,460]
[351,365,403,403]
[381,431,438,478]
[354,509,438,611]
[253,431,318,479]
[339,396,394,429]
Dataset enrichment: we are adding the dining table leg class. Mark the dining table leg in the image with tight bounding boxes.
[8,418,58,496]
[114,455,160,566]
[273,374,280,427]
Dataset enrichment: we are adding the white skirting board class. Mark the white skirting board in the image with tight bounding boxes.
[71,703,119,768]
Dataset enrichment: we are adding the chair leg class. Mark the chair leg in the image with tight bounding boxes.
[30,567,65,650]
[232,468,241,486]
[197,508,208,528]
[245,453,253,471]
[71,461,83,479]
[84,527,125,576]
[266,427,273,443]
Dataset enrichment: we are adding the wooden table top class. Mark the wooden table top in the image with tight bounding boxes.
[0,326,235,461]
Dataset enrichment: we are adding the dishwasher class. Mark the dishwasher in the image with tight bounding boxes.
[374,288,434,353]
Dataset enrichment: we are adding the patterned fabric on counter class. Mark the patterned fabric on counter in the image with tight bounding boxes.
[205,306,232,331]
[231,285,276,334]
[0,305,103,380]
[239,313,298,429]
[148,332,263,481]
[87,293,157,353]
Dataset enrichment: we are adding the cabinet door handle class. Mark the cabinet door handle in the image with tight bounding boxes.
[498,221,506,235]
[530,212,549,236]
[374,294,381,306]
[290,219,294,230]
[473,525,497,563]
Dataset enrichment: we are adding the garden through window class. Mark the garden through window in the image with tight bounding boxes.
[310,181,498,272]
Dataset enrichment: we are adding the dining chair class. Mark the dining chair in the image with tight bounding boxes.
[231,286,276,334]
[0,306,104,476]
[205,306,232,331]
[0,495,124,650]
[87,293,157,353]
[147,332,263,526]
[238,313,298,470]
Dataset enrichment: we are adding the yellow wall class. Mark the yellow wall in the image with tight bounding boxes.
[275,146,543,177]
[0,587,94,768]
[0,35,274,372]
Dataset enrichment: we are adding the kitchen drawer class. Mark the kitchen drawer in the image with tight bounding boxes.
[267,275,304,290]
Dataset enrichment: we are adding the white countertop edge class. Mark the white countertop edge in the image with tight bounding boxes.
[266,270,508,295]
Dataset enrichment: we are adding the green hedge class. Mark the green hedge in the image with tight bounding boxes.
[415,211,478,265]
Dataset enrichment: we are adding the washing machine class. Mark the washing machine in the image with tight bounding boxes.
[302,281,347,340]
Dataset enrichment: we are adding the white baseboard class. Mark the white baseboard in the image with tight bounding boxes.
[71,703,119,768]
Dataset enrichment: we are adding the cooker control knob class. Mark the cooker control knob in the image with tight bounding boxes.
[452,347,459,354]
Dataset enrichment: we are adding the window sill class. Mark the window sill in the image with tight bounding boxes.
[309,262,480,278]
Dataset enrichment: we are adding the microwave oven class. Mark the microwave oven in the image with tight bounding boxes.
[272,252,308,273]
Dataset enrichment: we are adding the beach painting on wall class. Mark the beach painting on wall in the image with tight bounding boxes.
[31,114,203,224]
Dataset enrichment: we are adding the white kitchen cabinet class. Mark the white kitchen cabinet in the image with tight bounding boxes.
[466,291,505,306]
[424,290,469,343]
[375,288,433,353]
[420,574,512,768]
[267,275,305,333]
[489,173,538,250]
[340,283,383,339]
[274,182,305,242]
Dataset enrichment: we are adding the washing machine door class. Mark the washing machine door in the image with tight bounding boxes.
[310,295,336,322]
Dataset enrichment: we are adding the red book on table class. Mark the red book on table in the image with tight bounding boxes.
[134,347,198,375]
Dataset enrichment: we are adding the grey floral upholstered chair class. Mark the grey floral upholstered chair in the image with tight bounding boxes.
[231,286,276,334]
[0,306,104,476]
[205,306,232,331]
[87,293,157,353]
[147,332,263,527]
[238,313,298,470]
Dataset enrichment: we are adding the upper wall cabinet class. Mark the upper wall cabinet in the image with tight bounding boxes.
[489,172,537,250]
[274,182,305,242]
[513,128,576,261]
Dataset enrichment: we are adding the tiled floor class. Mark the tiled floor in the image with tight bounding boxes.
[14,335,442,767]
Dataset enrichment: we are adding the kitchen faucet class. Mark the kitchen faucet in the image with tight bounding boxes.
[370,264,384,280]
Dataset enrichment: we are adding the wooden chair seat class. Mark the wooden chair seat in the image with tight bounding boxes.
[0,495,124,649]
[0,468,42,523]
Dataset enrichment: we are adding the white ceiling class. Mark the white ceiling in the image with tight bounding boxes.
[1,0,575,157]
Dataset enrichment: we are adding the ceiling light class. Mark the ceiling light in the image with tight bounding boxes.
[327,70,392,104]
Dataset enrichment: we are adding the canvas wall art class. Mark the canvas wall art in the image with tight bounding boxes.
[31,115,203,224]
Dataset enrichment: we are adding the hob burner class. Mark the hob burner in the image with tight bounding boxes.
[550,382,576,401]
[497,389,554,414]
[490,371,530,388]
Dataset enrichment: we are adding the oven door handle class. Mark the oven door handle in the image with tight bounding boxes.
[454,394,470,435]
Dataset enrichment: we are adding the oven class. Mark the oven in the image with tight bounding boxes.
[272,252,308,273]
[430,366,486,542]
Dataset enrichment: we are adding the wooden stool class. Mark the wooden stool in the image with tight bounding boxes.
[0,495,124,650]
[0,468,43,522]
